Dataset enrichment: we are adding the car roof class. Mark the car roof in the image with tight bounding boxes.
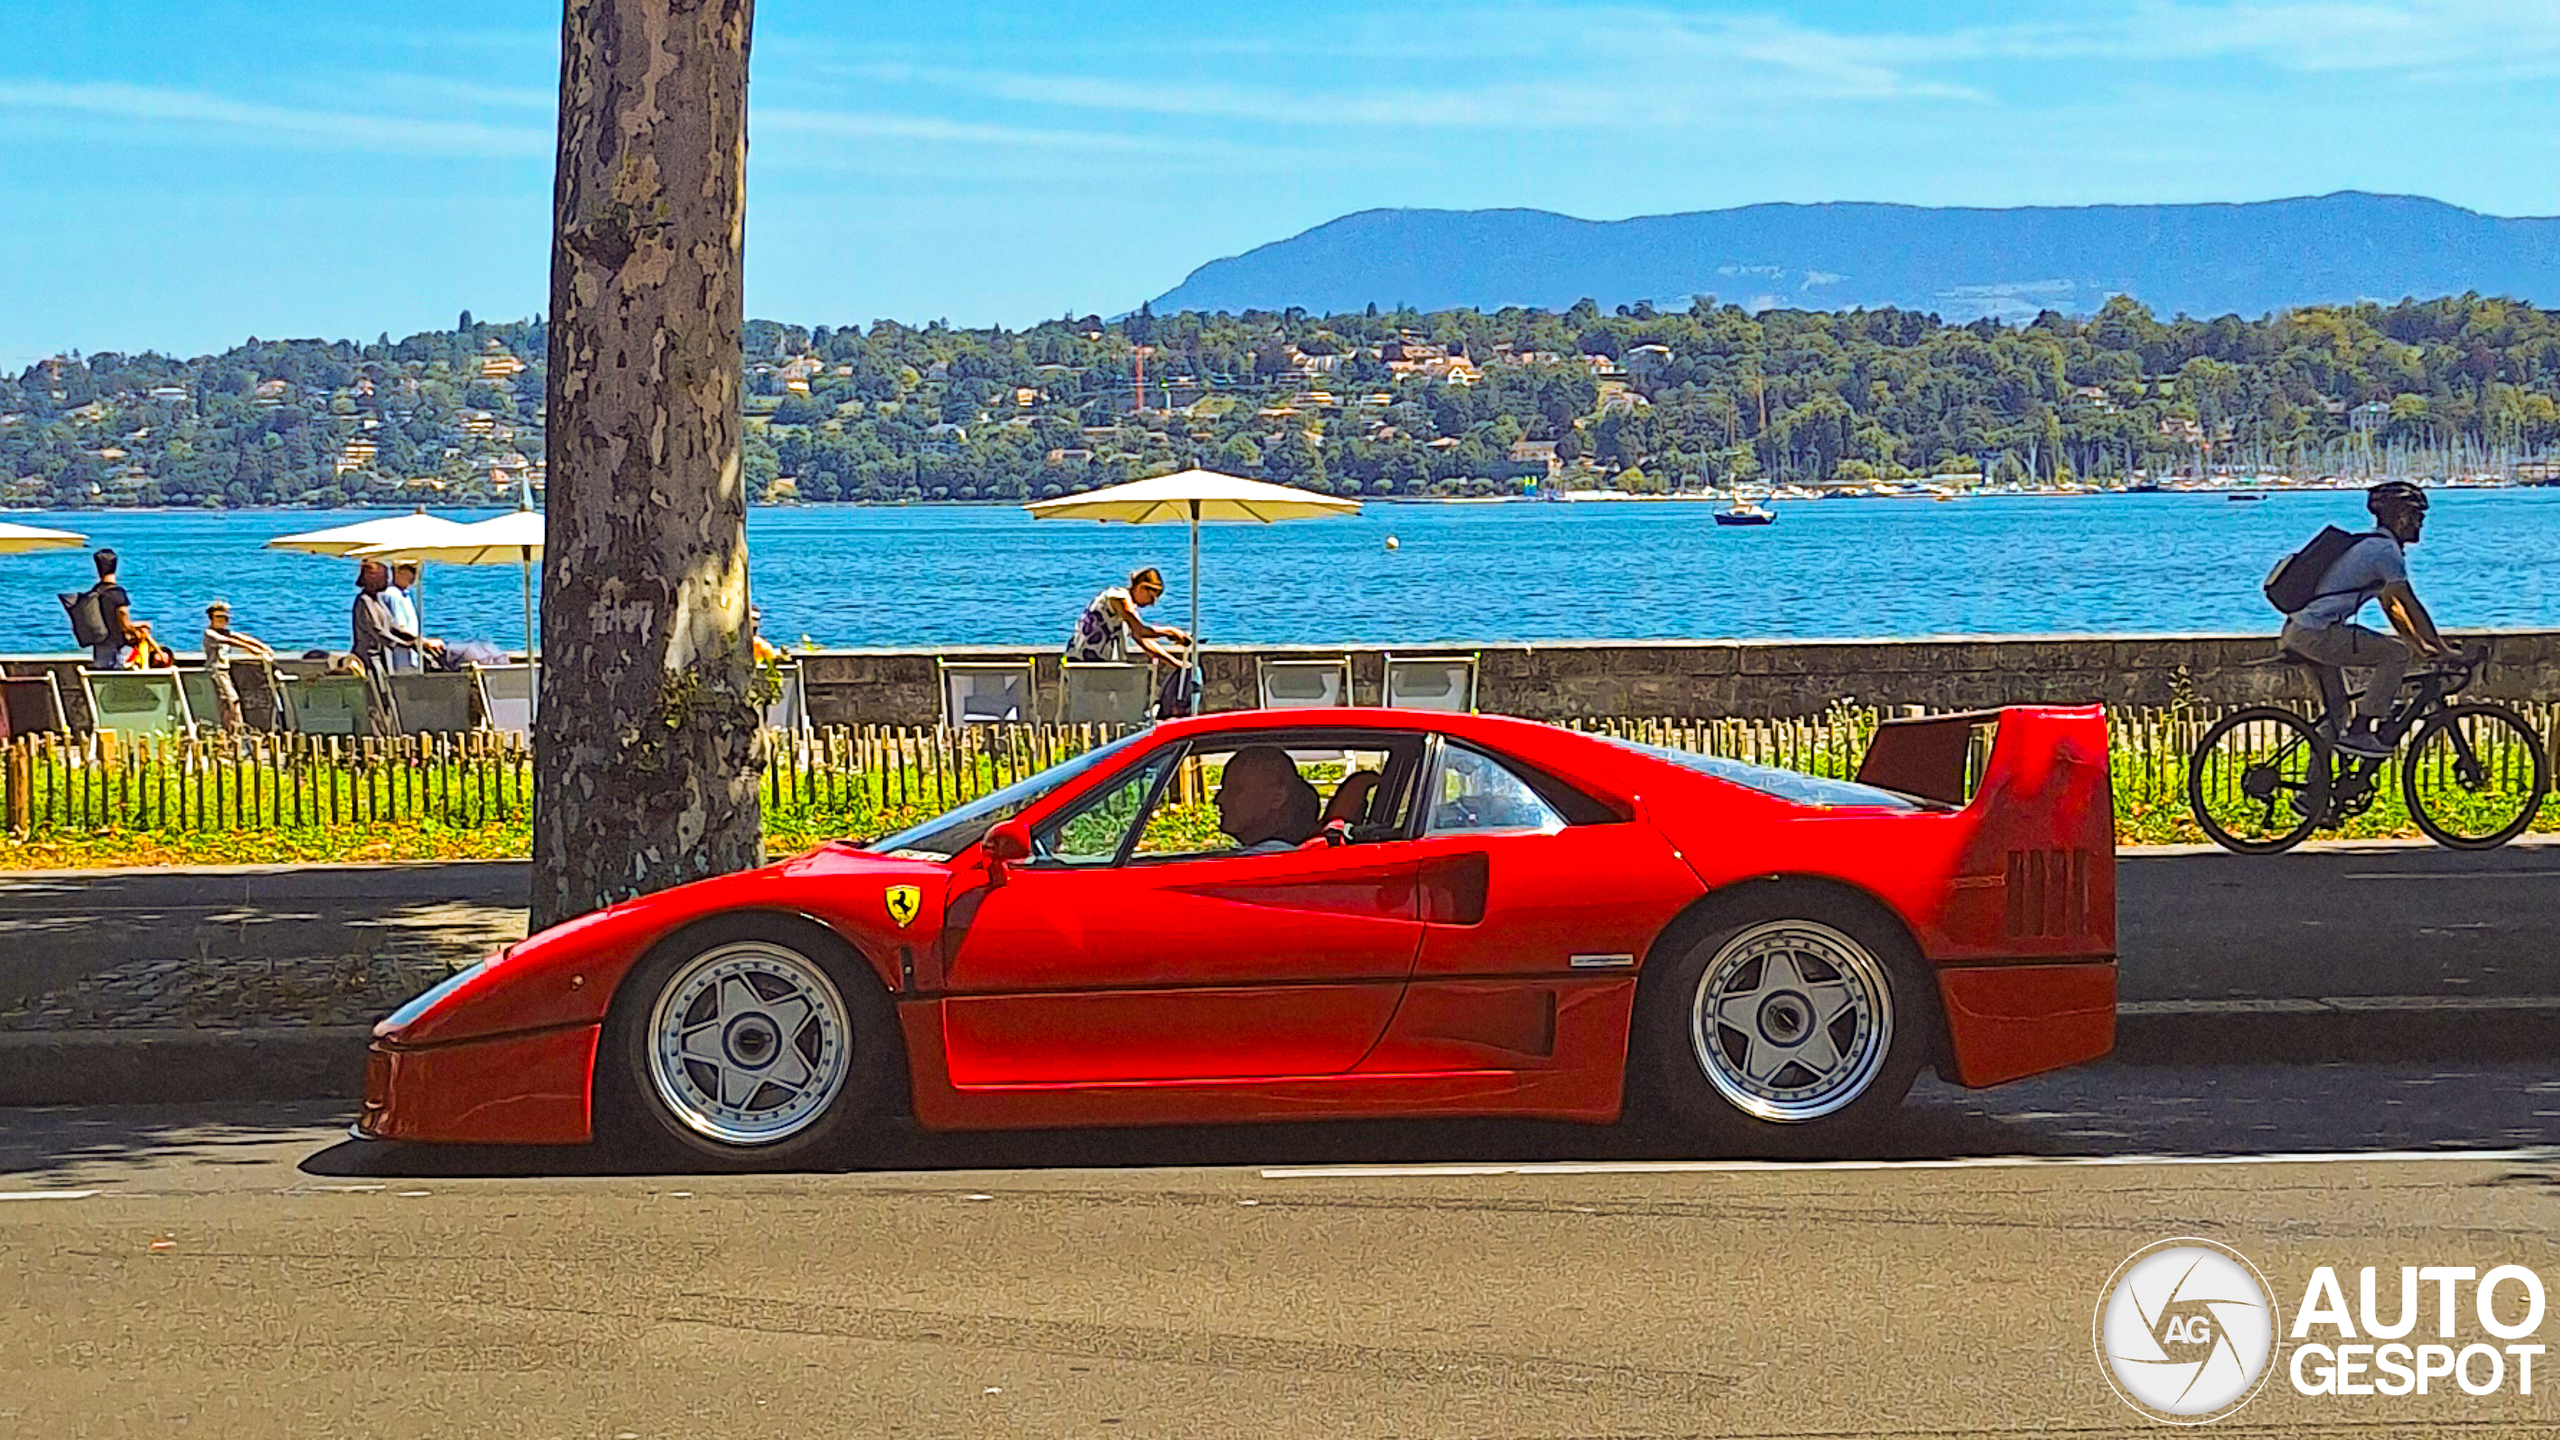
[1148,707,1560,745]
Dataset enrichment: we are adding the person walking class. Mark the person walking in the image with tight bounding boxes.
[73,549,141,670]
[200,602,274,733]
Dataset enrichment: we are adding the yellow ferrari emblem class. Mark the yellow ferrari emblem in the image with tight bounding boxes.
[884,885,921,928]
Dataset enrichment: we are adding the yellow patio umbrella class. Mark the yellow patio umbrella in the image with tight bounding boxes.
[0,520,87,554]
[1025,469,1360,703]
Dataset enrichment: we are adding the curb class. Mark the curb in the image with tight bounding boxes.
[0,1026,373,1106]
[8,1002,2560,1108]
[2114,998,2560,1067]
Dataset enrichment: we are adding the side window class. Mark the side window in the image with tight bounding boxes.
[1127,741,1418,861]
[1427,743,1566,836]
[1034,754,1173,866]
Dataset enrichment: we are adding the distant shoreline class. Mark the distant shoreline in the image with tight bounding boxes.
[4,479,2551,518]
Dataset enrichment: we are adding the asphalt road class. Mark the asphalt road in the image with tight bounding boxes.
[10,1063,2560,1437]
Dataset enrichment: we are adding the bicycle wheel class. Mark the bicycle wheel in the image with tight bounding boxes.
[2188,706,2328,854]
[2402,702,2551,850]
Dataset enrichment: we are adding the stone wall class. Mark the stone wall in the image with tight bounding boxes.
[801,629,2560,725]
[13,627,2560,731]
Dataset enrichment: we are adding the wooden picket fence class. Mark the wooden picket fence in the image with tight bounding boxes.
[4,704,2555,840]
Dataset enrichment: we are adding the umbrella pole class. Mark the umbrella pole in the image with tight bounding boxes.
[522,555,535,662]
[1187,501,1201,715]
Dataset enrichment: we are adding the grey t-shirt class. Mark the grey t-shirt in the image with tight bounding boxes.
[2292,531,2407,628]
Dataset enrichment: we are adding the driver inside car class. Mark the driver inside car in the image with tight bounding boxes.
[1214,746,1323,852]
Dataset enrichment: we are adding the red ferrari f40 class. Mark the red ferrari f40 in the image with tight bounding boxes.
[361,705,2115,1165]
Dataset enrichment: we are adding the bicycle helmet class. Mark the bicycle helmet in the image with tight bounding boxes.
[2367,480,2429,519]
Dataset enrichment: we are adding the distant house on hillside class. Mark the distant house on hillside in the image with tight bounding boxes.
[1623,344,1673,387]
[1508,439,1563,478]
[479,342,527,382]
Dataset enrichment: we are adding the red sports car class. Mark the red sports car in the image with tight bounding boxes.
[360,705,2116,1165]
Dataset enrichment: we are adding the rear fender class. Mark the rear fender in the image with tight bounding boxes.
[1939,705,2116,959]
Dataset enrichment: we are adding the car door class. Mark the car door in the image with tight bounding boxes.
[1401,738,1703,981]
[939,735,1428,1086]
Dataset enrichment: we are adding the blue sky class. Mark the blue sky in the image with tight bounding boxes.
[4,0,2557,364]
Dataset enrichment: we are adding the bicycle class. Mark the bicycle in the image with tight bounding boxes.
[2186,643,2551,854]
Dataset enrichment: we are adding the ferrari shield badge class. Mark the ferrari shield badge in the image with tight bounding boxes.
[884,884,921,928]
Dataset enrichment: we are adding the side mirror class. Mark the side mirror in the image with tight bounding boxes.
[984,819,1031,870]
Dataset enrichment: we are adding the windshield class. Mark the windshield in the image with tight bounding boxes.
[1614,742,1936,811]
[854,731,1152,860]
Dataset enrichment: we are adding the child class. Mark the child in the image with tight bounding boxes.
[201,602,275,732]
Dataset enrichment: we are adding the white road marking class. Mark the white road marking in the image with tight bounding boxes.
[2122,995,2560,1016]
[1258,1147,2555,1180]
[0,1190,101,1201]
[2345,869,2560,880]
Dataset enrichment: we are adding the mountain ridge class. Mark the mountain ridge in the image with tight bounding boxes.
[1148,192,2560,322]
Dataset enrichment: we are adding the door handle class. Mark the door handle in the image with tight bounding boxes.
[1418,852,1489,925]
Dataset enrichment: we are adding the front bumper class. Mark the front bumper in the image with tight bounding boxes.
[357,1023,603,1145]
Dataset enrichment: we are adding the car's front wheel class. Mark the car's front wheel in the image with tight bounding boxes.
[1640,902,1930,1144]
[608,916,897,1168]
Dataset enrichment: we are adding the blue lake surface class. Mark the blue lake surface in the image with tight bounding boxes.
[4,491,2558,654]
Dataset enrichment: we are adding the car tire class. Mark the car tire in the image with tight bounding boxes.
[1636,897,1932,1148]
[604,914,900,1170]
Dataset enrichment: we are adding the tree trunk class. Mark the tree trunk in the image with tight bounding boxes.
[532,0,761,931]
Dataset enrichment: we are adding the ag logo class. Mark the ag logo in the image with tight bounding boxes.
[2096,1238,2280,1424]
[883,884,921,928]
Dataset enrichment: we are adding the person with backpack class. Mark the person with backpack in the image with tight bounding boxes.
[2267,480,2456,758]
[61,549,143,670]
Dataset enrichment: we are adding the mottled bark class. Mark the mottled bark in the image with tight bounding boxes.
[532,0,760,931]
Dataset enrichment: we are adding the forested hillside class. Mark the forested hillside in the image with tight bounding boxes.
[7,293,2558,509]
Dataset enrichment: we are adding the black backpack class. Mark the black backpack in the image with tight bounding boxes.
[2263,527,2368,614]
[58,584,109,647]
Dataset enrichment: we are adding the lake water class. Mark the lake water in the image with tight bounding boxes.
[5,491,2559,654]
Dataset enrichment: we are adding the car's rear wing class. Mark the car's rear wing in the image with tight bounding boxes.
[1856,705,2112,831]
[1853,708,2008,807]
[1860,704,2116,965]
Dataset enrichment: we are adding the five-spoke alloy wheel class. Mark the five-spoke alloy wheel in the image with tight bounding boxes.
[611,916,896,1167]
[1688,919,1894,1123]
[1642,901,1931,1144]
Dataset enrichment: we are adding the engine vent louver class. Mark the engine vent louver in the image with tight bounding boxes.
[2003,848,2091,940]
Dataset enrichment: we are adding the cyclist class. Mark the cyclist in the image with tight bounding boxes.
[2278,480,2457,758]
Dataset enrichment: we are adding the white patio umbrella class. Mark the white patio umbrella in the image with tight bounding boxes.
[268,510,473,633]
[353,508,544,658]
[1025,469,1359,704]
[0,520,86,554]
[264,510,473,557]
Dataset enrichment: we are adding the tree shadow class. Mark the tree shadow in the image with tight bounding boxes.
[0,863,523,1037]
[0,1099,353,1185]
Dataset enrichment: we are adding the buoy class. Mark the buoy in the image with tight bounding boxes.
[1384,535,1400,550]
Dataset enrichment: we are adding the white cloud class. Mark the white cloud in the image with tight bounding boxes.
[757,107,1221,155]
[848,0,2560,138]
[0,81,549,158]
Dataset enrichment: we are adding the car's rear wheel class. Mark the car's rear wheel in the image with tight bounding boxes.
[607,915,897,1168]
[1640,901,1930,1145]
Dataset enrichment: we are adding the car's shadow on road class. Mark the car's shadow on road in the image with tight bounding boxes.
[300,1095,2053,1180]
